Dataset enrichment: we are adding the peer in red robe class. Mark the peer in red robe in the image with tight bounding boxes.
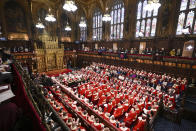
[124,108,137,126]
[98,94,107,106]
[115,94,121,105]
[103,112,110,121]
[109,115,117,126]
[119,123,130,131]
[92,92,99,104]
[133,117,146,131]
[122,101,129,112]
[62,112,69,122]
[88,115,95,125]
[113,103,124,118]
[104,102,113,113]
[85,90,92,99]
[79,86,86,95]
[181,83,185,92]
[93,118,104,130]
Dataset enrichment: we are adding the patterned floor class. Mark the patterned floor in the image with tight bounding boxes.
[154,116,196,131]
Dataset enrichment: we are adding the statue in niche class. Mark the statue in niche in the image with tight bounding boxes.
[161,0,171,36]
[4,1,27,33]
[38,8,47,21]
[162,8,169,29]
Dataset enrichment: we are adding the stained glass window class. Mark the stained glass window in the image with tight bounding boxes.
[141,20,145,33]
[137,2,142,19]
[176,0,196,35]
[110,0,124,40]
[151,18,157,36]
[136,21,141,37]
[80,18,87,42]
[153,7,159,16]
[176,13,185,35]
[189,0,196,9]
[142,0,147,18]
[80,27,87,41]
[92,9,102,41]
[120,24,124,38]
[186,11,194,28]
[180,0,188,11]
[145,19,151,37]
[194,20,196,33]
[136,0,159,38]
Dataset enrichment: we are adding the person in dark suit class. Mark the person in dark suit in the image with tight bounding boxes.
[40,74,54,87]
[0,48,12,63]
[0,71,13,85]
[0,48,13,85]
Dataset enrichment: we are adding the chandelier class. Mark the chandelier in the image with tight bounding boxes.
[65,22,71,31]
[36,19,45,29]
[187,45,193,50]
[63,0,78,12]
[102,8,112,22]
[79,17,87,28]
[138,32,144,37]
[45,9,56,22]
[92,35,97,39]
[144,0,161,11]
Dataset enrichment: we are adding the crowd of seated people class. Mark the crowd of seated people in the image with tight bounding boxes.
[47,77,128,131]
[0,48,20,131]
[77,46,196,58]
[58,72,88,87]
[50,85,117,131]
[11,46,33,53]
[45,88,87,131]
[44,62,187,131]
[0,48,13,85]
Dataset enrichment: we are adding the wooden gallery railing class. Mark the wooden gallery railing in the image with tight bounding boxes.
[48,87,98,131]
[64,51,196,78]
[14,61,70,131]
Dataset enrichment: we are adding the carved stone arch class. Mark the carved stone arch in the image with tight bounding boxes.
[107,0,125,12]
[92,6,103,17]
[122,0,128,7]
[60,13,71,26]
[88,1,104,19]
[33,4,48,21]
[105,0,113,11]
[75,7,86,22]
[96,0,105,12]
[32,0,58,22]
[4,0,28,33]
[78,6,88,20]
